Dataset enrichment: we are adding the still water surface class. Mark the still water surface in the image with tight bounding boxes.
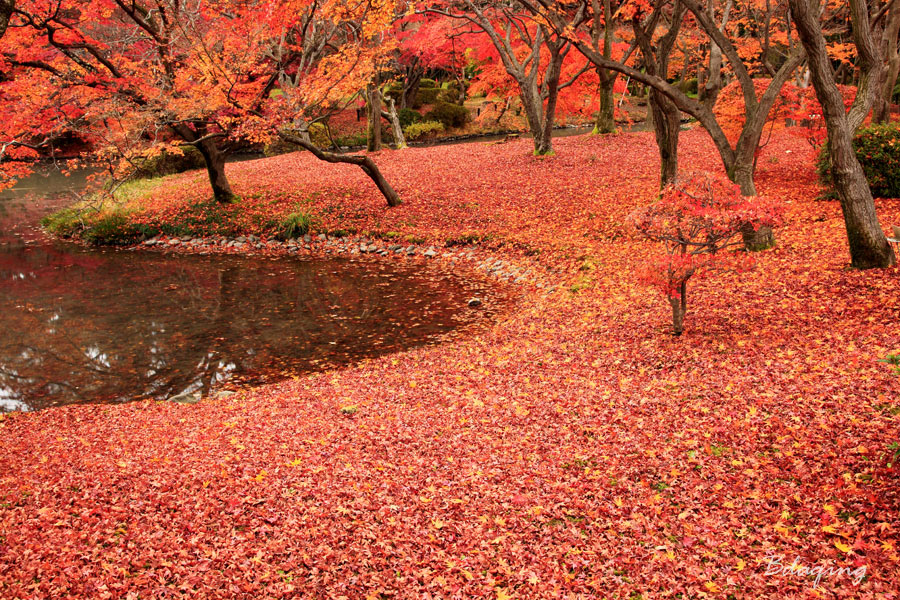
[1,169,500,411]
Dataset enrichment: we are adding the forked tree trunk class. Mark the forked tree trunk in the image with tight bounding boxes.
[280,131,401,207]
[790,0,896,269]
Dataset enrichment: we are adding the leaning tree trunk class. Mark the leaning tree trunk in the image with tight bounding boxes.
[790,0,895,269]
[280,131,401,207]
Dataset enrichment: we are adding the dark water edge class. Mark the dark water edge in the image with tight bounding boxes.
[1,170,505,412]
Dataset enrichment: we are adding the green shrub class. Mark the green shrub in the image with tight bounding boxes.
[413,87,442,107]
[129,146,206,179]
[424,102,470,129]
[437,89,462,104]
[404,121,445,140]
[276,209,315,240]
[420,78,437,88]
[398,108,423,129]
[818,123,900,199]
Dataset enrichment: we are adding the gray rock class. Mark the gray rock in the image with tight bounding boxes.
[168,239,181,246]
[318,233,327,241]
[169,390,201,404]
[468,298,483,307]
[248,234,259,242]
[424,249,437,258]
[236,236,247,243]
[143,239,157,246]
[367,244,379,253]
[303,234,312,243]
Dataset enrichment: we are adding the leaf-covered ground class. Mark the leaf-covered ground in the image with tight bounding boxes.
[3,129,900,599]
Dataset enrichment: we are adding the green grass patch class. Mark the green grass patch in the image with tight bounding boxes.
[275,208,315,240]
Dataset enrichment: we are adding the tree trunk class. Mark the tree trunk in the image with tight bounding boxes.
[730,161,776,250]
[194,139,235,204]
[669,280,687,335]
[649,92,681,188]
[366,83,382,152]
[536,46,565,155]
[280,132,401,207]
[401,60,423,111]
[0,1,13,38]
[790,0,895,269]
[593,69,617,134]
[874,0,900,123]
[381,94,407,149]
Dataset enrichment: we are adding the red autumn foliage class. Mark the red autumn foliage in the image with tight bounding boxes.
[631,172,782,334]
[2,129,900,598]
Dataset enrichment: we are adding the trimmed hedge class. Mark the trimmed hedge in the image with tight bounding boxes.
[424,102,470,129]
[397,108,423,129]
[817,123,900,199]
[404,121,444,141]
[413,87,442,107]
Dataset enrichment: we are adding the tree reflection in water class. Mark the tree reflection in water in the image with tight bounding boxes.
[1,243,497,412]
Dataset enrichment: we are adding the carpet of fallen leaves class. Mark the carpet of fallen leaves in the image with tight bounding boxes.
[3,129,900,599]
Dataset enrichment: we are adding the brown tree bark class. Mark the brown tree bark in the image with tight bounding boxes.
[594,70,617,134]
[633,0,687,188]
[591,0,618,134]
[669,281,687,336]
[366,82,382,152]
[280,132,401,207]
[173,124,235,204]
[194,140,235,204]
[0,1,13,38]
[790,0,895,268]
[874,0,900,123]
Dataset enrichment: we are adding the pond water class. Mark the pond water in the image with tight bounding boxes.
[0,169,503,412]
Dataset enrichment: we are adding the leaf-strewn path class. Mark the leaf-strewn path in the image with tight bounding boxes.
[3,130,900,598]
